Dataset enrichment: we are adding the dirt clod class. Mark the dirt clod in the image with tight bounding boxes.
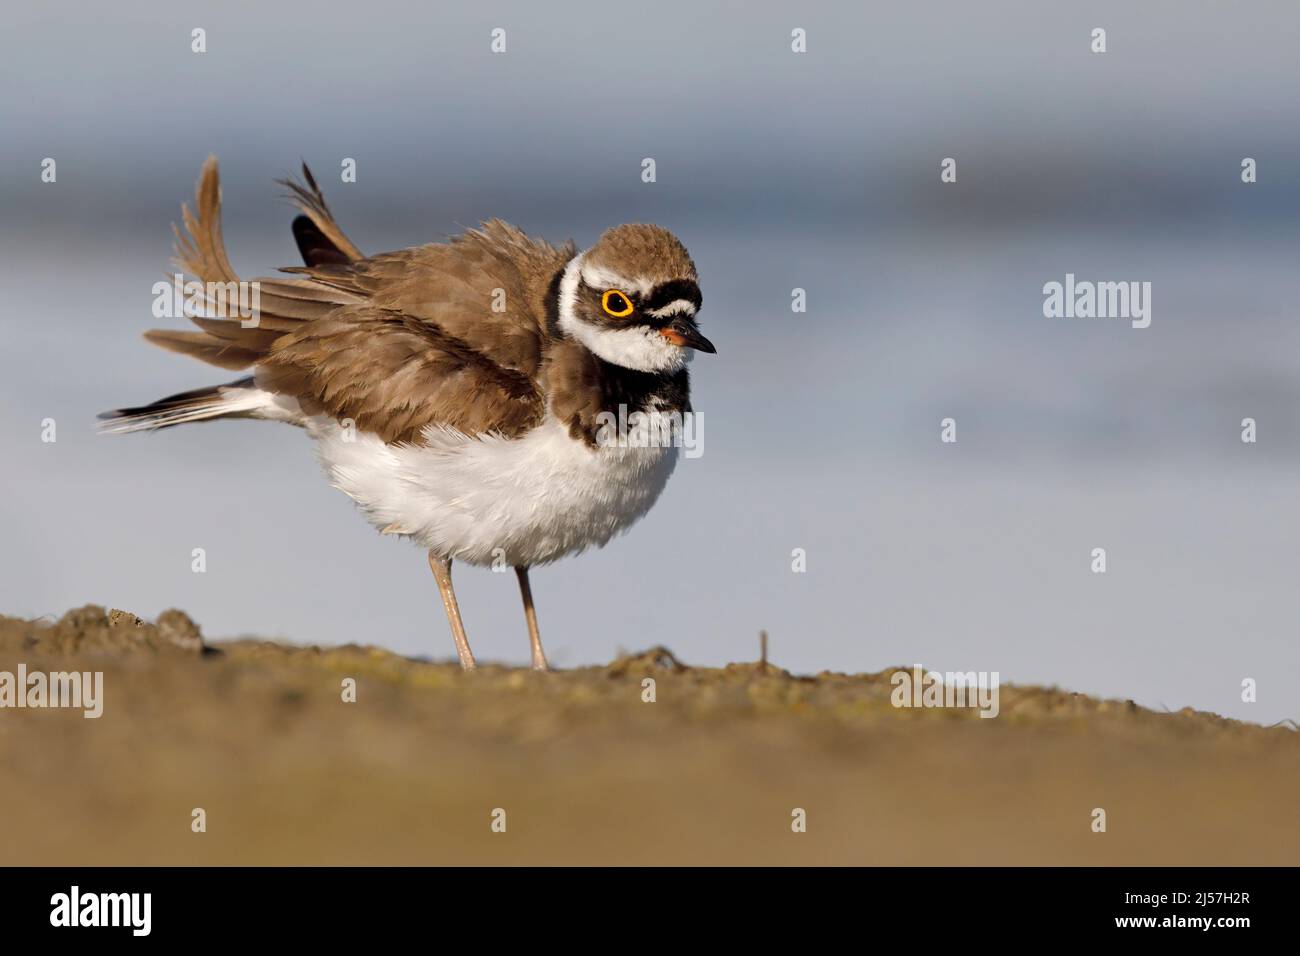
[0,604,207,656]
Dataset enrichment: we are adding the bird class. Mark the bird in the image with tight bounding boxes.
[100,158,715,671]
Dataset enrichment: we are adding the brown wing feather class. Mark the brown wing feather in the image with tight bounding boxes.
[284,220,573,378]
[170,156,239,284]
[257,220,573,441]
[277,162,364,262]
[151,158,569,444]
[258,309,544,443]
[149,158,362,369]
[143,330,263,371]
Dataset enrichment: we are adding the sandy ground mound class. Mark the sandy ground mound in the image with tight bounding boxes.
[1,606,1296,865]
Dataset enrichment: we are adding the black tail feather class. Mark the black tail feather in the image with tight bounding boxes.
[291,215,354,267]
[99,376,255,433]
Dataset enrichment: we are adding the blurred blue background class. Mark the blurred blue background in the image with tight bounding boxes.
[2,1,1298,722]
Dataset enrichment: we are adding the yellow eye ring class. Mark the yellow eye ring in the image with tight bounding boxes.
[601,289,635,318]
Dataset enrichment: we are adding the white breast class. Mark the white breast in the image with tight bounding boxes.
[310,416,679,567]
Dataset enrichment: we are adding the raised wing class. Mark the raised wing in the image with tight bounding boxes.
[149,158,573,444]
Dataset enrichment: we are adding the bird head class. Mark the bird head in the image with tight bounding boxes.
[558,224,715,373]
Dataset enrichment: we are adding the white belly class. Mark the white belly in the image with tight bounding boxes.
[309,417,679,566]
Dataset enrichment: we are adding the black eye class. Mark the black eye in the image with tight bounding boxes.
[601,289,634,317]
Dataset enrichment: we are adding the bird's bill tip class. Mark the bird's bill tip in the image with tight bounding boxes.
[660,325,717,354]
